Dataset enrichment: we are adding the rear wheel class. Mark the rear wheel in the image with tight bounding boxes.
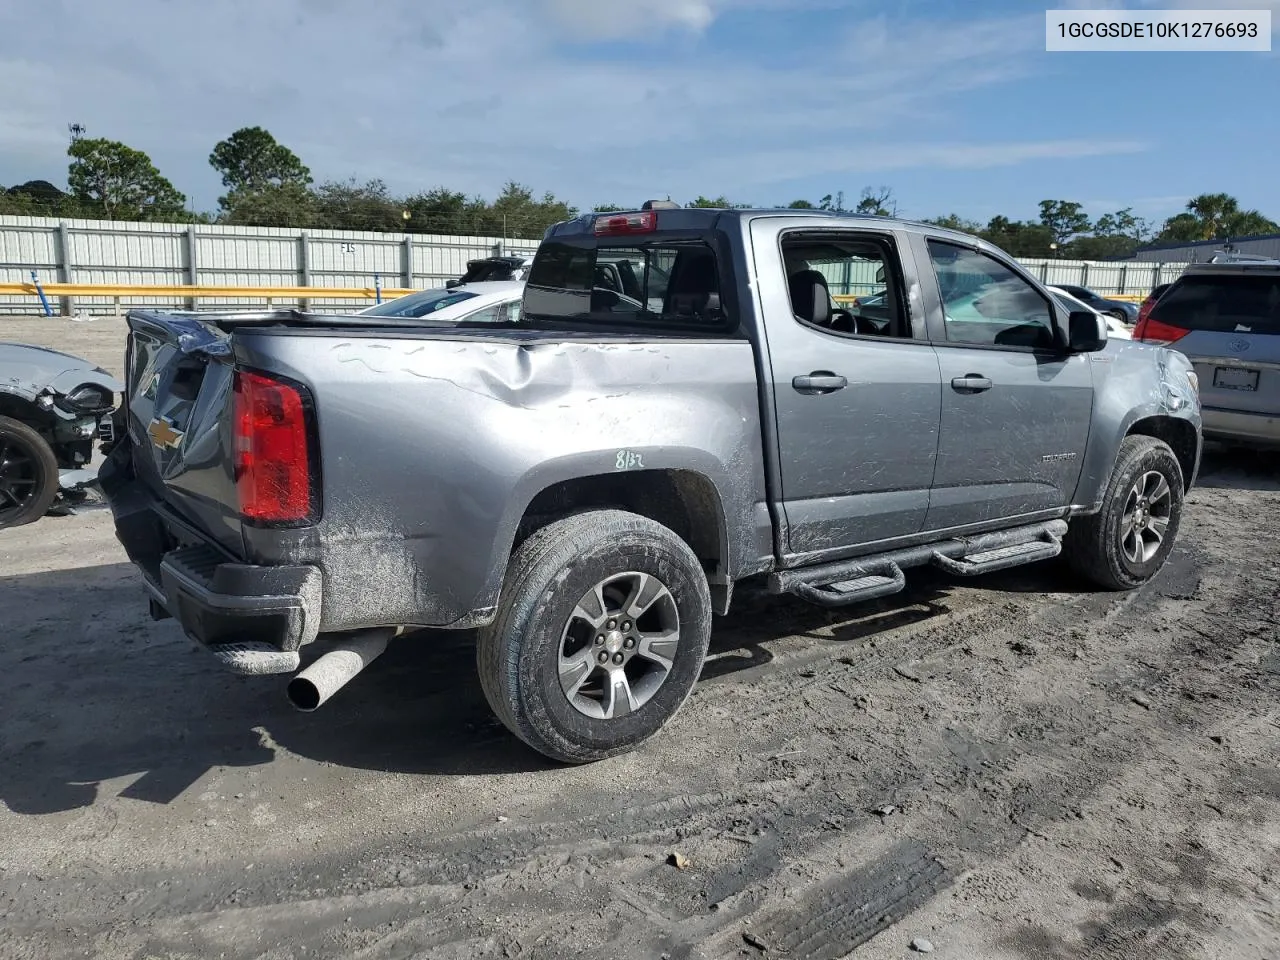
[1064,435,1184,590]
[477,510,711,764]
[0,416,59,530]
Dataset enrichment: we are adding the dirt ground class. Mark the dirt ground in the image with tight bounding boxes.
[1,316,1278,960]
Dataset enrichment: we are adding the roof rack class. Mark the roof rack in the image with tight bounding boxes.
[1207,251,1280,264]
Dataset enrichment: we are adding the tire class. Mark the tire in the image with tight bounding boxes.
[477,509,712,764]
[0,415,60,531]
[1107,309,1128,323]
[1063,435,1185,591]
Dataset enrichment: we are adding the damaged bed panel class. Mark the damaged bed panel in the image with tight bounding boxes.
[117,317,247,558]
[231,330,770,630]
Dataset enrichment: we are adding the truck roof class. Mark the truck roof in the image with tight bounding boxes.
[544,206,987,249]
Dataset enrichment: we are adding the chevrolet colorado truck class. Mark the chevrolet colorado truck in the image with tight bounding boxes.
[100,205,1202,764]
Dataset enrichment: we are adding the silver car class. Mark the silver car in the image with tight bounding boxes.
[0,342,122,528]
[1136,261,1279,446]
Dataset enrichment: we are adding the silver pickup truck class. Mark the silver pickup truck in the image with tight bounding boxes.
[100,205,1202,763]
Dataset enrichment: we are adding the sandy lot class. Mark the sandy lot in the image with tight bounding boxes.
[1,316,1278,960]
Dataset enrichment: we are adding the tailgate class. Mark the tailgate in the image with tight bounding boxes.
[1180,331,1280,416]
[122,312,245,557]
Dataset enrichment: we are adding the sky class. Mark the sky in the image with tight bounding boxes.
[1,0,1278,227]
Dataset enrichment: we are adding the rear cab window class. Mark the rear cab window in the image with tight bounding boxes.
[523,211,735,334]
[1151,273,1280,334]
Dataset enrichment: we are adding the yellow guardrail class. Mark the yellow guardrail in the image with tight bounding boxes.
[833,292,1146,304]
[1,282,1147,311]
[0,282,414,302]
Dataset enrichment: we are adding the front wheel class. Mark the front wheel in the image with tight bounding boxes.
[477,510,712,764]
[0,416,60,530]
[1063,435,1185,590]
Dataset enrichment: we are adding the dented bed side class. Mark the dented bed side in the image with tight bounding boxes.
[218,327,770,631]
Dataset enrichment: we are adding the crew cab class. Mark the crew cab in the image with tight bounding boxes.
[100,205,1202,763]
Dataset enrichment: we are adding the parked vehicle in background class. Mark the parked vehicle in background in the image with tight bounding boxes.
[1137,282,1172,327]
[0,342,120,529]
[446,255,531,289]
[99,205,1201,764]
[1047,286,1132,340]
[360,281,525,323]
[1135,260,1280,446]
[1053,284,1139,324]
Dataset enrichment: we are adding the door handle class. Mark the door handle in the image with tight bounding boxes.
[951,375,993,393]
[793,372,848,394]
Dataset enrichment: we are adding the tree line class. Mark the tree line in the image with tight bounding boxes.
[2,126,1276,256]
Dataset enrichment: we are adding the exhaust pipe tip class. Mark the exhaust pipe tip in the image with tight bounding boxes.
[285,628,393,713]
[286,676,324,712]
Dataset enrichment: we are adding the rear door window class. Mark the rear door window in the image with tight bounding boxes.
[524,241,728,331]
[780,233,913,339]
[1150,274,1280,334]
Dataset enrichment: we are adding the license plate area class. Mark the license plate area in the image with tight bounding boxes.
[1213,366,1259,392]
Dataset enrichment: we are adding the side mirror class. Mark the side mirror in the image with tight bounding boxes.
[875,266,885,284]
[445,279,461,289]
[1068,310,1107,352]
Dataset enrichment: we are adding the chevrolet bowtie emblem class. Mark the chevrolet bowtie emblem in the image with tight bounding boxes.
[148,417,183,450]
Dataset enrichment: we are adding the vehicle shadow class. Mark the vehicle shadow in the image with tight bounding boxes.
[0,562,554,816]
[0,544,1122,815]
[1195,443,1280,492]
[700,573,959,682]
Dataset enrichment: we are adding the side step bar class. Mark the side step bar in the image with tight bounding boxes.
[790,563,906,608]
[930,533,1062,577]
[771,520,1067,608]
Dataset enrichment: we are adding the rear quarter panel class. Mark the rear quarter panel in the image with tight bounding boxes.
[233,330,770,630]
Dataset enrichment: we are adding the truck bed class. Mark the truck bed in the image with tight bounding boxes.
[103,310,771,641]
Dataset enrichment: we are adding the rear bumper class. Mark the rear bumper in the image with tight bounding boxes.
[1201,405,1280,446]
[150,545,322,653]
[100,445,323,655]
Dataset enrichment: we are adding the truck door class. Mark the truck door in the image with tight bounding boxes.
[907,235,1093,530]
[750,221,943,563]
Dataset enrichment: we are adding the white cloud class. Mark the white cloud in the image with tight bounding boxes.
[541,0,854,40]
[0,0,1148,212]
[544,0,715,39]
[682,139,1150,191]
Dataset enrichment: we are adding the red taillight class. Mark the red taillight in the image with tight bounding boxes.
[1134,315,1189,346]
[1136,297,1156,325]
[593,211,657,236]
[232,369,315,524]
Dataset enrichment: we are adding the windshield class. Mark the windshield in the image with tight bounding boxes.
[1059,285,1095,300]
[1052,291,1093,315]
[1150,274,1280,334]
[363,289,477,318]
